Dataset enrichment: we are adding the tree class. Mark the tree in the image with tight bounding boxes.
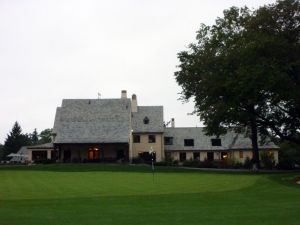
[278,141,300,169]
[0,144,4,160]
[3,122,32,157]
[175,0,300,167]
[38,128,53,144]
[31,128,39,145]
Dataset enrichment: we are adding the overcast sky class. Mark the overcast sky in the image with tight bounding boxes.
[0,0,276,143]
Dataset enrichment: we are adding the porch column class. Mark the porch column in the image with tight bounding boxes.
[27,150,32,161]
[47,150,51,159]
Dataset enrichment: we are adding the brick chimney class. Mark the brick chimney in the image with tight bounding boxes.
[131,94,137,112]
[121,90,127,99]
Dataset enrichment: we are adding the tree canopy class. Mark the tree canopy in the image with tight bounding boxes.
[175,0,300,147]
[31,128,39,145]
[3,122,32,158]
[38,128,53,144]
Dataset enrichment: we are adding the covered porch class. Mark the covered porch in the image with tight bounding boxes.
[56,143,129,163]
[27,143,55,162]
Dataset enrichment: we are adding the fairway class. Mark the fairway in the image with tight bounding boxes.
[0,164,299,225]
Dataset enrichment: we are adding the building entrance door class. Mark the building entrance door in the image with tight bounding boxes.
[88,147,100,161]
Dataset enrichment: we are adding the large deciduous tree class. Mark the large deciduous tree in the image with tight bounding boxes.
[175,0,300,167]
[38,128,53,144]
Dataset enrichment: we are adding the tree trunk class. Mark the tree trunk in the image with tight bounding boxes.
[250,115,260,170]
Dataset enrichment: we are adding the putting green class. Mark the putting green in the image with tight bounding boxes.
[0,164,299,225]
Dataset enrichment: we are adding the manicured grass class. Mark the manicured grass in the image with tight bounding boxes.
[0,164,299,225]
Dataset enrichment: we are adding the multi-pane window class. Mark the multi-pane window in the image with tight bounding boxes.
[164,137,173,145]
[148,135,156,143]
[211,138,221,146]
[133,135,140,143]
[239,150,243,158]
[184,139,194,146]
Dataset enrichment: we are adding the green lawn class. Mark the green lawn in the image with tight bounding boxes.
[0,164,299,225]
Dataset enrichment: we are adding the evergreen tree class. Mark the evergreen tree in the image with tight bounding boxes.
[31,128,39,145]
[3,122,31,157]
[0,144,4,160]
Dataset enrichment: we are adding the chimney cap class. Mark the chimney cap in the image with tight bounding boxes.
[121,90,127,98]
[171,118,175,128]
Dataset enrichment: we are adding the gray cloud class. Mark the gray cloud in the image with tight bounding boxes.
[0,0,275,143]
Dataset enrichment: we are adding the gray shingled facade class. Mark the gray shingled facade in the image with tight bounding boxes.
[164,127,278,151]
[52,96,278,152]
[131,106,164,133]
[53,99,132,143]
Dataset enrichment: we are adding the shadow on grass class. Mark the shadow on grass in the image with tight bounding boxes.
[0,163,194,173]
[1,163,296,176]
[265,172,300,188]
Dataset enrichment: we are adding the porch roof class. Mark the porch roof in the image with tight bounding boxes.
[27,143,54,149]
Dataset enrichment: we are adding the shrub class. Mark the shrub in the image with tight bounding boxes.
[172,160,179,166]
[131,157,143,164]
[182,160,200,167]
[277,142,300,169]
[199,159,213,168]
[243,157,252,169]
[233,162,243,169]
[154,161,168,166]
[260,151,275,169]
[72,158,80,163]
[35,158,55,164]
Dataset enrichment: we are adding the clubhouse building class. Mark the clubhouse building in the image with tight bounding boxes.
[25,90,279,163]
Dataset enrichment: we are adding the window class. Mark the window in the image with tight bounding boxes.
[184,139,194,146]
[180,152,186,162]
[32,151,47,161]
[164,137,173,145]
[207,152,214,161]
[193,152,200,161]
[211,138,221,146]
[148,135,156,143]
[239,150,243,159]
[138,151,156,162]
[133,135,140,143]
[221,152,228,160]
[143,116,149,124]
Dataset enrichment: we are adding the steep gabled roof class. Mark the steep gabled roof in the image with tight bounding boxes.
[164,127,278,151]
[53,98,131,143]
[131,106,164,133]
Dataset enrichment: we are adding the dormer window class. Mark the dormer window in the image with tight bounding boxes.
[184,139,194,146]
[211,138,221,146]
[143,116,149,124]
[164,137,173,145]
